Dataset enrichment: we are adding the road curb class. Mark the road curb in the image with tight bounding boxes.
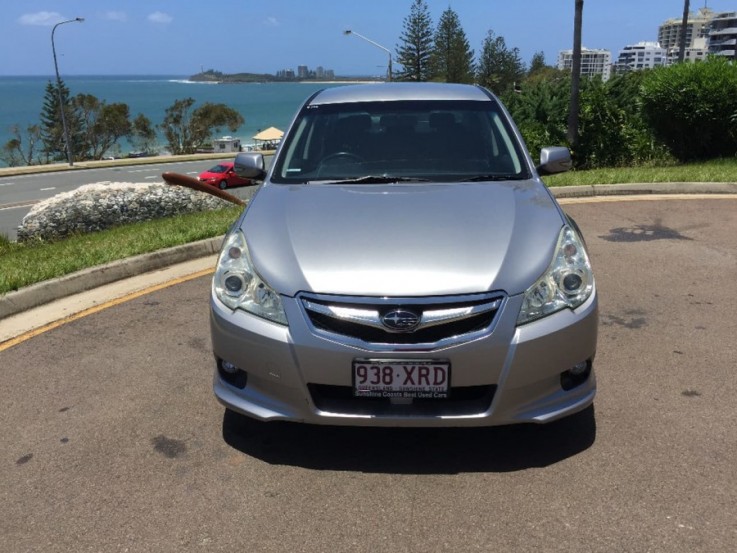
[0,237,223,320]
[550,182,737,198]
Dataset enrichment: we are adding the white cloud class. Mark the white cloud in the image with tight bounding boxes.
[19,11,65,26]
[265,16,279,27]
[103,11,127,22]
[147,11,173,24]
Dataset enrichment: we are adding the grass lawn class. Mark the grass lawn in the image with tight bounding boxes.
[545,157,737,187]
[0,206,241,295]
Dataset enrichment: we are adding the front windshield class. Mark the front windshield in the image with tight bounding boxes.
[272,99,529,183]
[208,164,229,173]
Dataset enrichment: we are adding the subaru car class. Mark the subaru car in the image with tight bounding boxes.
[210,83,597,427]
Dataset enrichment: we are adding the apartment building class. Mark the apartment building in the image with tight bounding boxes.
[708,11,737,58]
[557,48,612,81]
[615,42,667,73]
[666,37,709,64]
[658,7,715,50]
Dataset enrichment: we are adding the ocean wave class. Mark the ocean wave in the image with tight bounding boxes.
[167,79,219,85]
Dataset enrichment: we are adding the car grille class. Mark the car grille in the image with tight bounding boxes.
[299,292,505,348]
[308,384,496,417]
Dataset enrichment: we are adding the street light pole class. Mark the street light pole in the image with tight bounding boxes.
[343,29,392,81]
[51,17,84,166]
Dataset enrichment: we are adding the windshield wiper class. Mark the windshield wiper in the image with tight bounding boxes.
[459,174,528,182]
[326,175,432,184]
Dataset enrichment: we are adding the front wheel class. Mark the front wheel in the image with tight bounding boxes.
[219,180,228,190]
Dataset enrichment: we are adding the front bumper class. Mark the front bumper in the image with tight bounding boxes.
[210,289,598,427]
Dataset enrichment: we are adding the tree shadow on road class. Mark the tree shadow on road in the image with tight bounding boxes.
[221,405,596,474]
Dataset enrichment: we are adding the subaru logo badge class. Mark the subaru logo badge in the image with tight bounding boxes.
[381,309,421,332]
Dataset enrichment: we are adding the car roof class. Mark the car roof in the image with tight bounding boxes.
[308,82,492,106]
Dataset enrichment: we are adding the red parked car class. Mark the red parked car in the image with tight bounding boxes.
[198,161,251,189]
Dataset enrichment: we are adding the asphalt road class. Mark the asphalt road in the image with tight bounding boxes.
[0,159,234,240]
[2,197,737,552]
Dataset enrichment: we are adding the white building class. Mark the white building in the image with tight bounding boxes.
[708,11,737,58]
[666,37,709,64]
[557,48,612,81]
[615,42,667,73]
[659,7,719,63]
[658,7,715,50]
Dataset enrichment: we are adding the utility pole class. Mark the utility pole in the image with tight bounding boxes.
[344,30,393,82]
[51,17,84,166]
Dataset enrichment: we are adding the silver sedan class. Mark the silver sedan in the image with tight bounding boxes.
[210,83,597,426]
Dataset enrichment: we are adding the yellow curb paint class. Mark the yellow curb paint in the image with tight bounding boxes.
[558,193,737,205]
[0,268,214,353]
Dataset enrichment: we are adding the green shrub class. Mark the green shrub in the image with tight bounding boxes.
[640,57,737,162]
[508,72,670,169]
[577,74,671,169]
[504,77,569,161]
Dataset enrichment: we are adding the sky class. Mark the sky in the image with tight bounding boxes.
[1,0,736,77]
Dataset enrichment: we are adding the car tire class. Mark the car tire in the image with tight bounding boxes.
[219,180,228,190]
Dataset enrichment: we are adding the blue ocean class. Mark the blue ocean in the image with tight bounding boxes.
[0,75,349,159]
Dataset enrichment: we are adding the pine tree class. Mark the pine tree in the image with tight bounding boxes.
[395,0,435,82]
[39,79,84,162]
[476,30,525,95]
[529,51,547,75]
[39,81,66,162]
[431,7,475,84]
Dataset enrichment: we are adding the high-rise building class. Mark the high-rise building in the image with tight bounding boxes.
[666,37,709,64]
[658,7,715,50]
[615,42,667,73]
[658,7,717,63]
[557,48,612,81]
[708,11,737,58]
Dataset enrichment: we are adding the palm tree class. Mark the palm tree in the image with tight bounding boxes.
[678,0,691,63]
[567,0,584,149]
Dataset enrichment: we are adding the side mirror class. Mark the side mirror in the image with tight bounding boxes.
[234,152,267,181]
[537,147,572,176]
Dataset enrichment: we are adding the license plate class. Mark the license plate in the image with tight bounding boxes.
[352,360,450,399]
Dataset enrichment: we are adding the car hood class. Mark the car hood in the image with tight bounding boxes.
[241,181,565,297]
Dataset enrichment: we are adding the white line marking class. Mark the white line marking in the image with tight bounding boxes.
[144,176,158,180]
[39,187,56,191]
[0,203,35,211]
[0,182,16,187]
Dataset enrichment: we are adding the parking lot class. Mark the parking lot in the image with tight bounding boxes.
[1,196,736,552]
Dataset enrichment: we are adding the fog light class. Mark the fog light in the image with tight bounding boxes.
[570,361,588,376]
[217,359,248,389]
[561,359,592,391]
[221,360,238,374]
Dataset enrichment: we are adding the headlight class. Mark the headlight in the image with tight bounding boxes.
[517,225,594,325]
[213,230,288,325]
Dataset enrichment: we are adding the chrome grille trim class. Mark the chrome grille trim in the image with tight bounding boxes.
[298,292,506,351]
[303,298,502,331]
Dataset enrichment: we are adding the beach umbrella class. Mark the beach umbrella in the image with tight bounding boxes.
[252,127,284,142]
